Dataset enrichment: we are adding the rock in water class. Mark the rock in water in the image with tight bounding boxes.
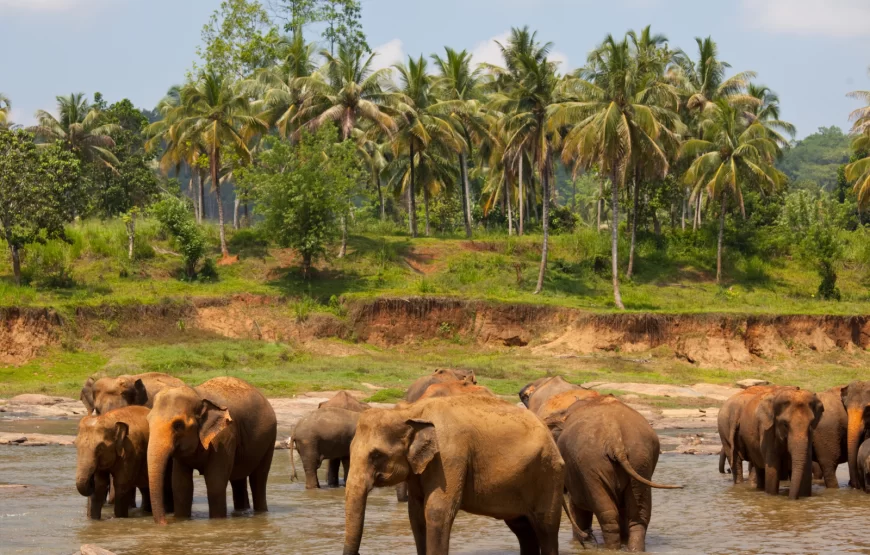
[78,545,117,555]
[736,379,771,389]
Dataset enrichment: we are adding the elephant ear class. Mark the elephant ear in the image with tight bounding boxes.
[810,398,825,429]
[132,379,148,406]
[406,419,439,475]
[81,377,96,414]
[756,396,776,432]
[114,421,129,458]
[543,412,569,442]
[198,399,232,450]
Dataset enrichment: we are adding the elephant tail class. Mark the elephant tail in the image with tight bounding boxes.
[288,437,298,482]
[719,448,730,474]
[561,494,595,547]
[612,448,682,489]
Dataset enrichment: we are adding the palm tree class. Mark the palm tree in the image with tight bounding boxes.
[681,100,786,282]
[354,130,390,220]
[845,83,870,211]
[0,93,10,128]
[172,72,267,258]
[488,27,564,294]
[743,83,796,148]
[391,54,464,236]
[556,34,682,309]
[431,47,486,237]
[31,93,119,169]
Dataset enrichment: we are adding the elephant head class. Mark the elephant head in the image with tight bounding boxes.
[519,376,579,412]
[343,408,438,555]
[434,367,476,384]
[90,376,148,415]
[75,414,129,497]
[146,386,232,524]
[80,377,97,415]
[841,381,870,490]
[756,388,824,499]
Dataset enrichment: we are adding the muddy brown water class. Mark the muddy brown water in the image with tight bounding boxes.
[1,431,869,554]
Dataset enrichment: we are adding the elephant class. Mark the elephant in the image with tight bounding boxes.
[289,407,361,489]
[731,386,824,499]
[519,376,582,414]
[545,395,681,552]
[858,438,870,493]
[841,380,870,490]
[812,386,848,488]
[415,377,494,400]
[318,391,371,412]
[343,395,565,555]
[146,377,277,524]
[81,372,185,415]
[404,368,477,402]
[534,389,600,422]
[717,385,779,481]
[76,406,152,519]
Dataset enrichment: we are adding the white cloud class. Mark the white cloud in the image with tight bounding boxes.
[368,39,405,74]
[743,0,870,37]
[471,31,570,73]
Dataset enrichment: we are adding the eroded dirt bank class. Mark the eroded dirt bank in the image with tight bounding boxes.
[1,296,867,366]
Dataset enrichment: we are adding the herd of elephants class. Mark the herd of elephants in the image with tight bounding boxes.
[75,370,870,554]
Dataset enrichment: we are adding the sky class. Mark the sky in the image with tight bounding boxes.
[2,0,869,139]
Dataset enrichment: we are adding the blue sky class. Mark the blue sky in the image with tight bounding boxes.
[2,0,868,139]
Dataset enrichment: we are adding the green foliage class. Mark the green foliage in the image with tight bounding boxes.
[548,204,579,234]
[151,195,206,279]
[276,0,368,53]
[778,127,851,192]
[197,0,281,79]
[245,126,362,276]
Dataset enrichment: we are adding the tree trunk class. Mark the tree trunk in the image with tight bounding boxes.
[192,170,201,223]
[597,178,604,233]
[652,207,661,235]
[627,175,640,279]
[681,188,688,231]
[199,169,206,222]
[423,185,431,236]
[189,175,197,221]
[233,195,240,230]
[716,192,727,284]
[506,175,514,236]
[126,213,136,260]
[10,243,21,286]
[460,152,472,238]
[338,215,347,258]
[534,149,550,294]
[213,145,229,258]
[376,171,385,221]
[243,197,249,228]
[611,169,625,310]
[572,175,577,211]
[408,143,417,238]
[518,155,524,236]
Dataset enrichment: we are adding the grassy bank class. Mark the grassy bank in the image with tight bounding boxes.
[0,218,868,315]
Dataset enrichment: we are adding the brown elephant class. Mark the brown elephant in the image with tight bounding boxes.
[318,391,371,412]
[717,385,779,481]
[416,378,494,400]
[76,406,152,519]
[519,376,581,414]
[535,389,600,422]
[146,377,277,524]
[289,407,361,489]
[343,395,565,555]
[841,380,870,490]
[731,386,823,499]
[404,368,477,402]
[812,386,848,488]
[81,373,185,415]
[858,438,870,493]
[545,395,681,552]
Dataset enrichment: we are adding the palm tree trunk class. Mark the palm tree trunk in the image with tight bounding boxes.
[572,175,577,211]
[611,169,625,310]
[627,175,640,279]
[408,143,417,238]
[338,215,348,258]
[681,188,687,231]
[126,213,136,260]
[10,243,21,286]
[506,175,514,236]
[233,195,240,230]
[716,192,727,284]
[460,152,472,238]
[376,170,385,221]
[192,170,201,223]
[189,175,197,220]
[213,144,229,258]
[423,185,431,236]
[534,149,550,294]
[199,169,206,222]
[597,178,604,233]
[518,155,524,236]
[243,198,249,228]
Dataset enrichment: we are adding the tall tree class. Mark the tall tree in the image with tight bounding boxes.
[197,0,283,79]
[845,82,870,211]
[0,93,10,128]
[681,100,787,282]
[31,93,120,170]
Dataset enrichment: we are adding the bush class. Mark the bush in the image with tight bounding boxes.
[23,240,76,288]
[228,227,269,259]
[549,204,579,234]
[151,196,206,280]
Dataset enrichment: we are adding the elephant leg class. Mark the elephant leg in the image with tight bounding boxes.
[249,446,274,513]
[327,459,341,488]
[140,486,152,514]
[734,454,745,483]
[298,444,321,489]
[818,461,840,489]
[341,457,350,485]
[396,482,409,502]
[423,489,461,555]
[586,482,621,550]
[407,489,427,555]
[573,505,595,544]
[764,464,780,496]
[107,477,116,505]
[89,473,110,520]
[204,469,230,519]
[163,459,175,514]
[172,460,195,519]
[231,479,251,512]
[752,464,764,491]
[113,486,133,518]
[623,480,652,553]
[505,517,539,555]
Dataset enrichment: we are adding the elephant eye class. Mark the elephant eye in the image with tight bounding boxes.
[172,420,185,432]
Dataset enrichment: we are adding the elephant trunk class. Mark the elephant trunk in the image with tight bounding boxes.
[846,409,866,490]
[76,466,96,497]
[342,467,373,555]
[147,435,173,525]
[788,435,811,500]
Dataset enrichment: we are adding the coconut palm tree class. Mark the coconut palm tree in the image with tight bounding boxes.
[488,27,564,294]
[845,84,870,211]
[391,54,464,236]
[31,93,120,169]
[0,93,10,128]
[171,72,268,258]
[743,83,795,148]
[681,100,786,283]
[431,47,487,237]
[555,34,682,309]
[354,129,391,220]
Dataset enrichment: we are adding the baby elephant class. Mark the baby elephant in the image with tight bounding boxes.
[859,438,870,494]
[76,406,151,519]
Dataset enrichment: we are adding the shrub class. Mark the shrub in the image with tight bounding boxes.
[549,204,579,234]
[151,195,206,280]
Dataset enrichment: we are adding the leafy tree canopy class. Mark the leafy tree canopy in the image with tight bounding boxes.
[777,126,851,192]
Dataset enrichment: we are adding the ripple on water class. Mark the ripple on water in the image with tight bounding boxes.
[0,448,869,554]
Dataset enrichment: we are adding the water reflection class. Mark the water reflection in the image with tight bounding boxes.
[0,447,868,554]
